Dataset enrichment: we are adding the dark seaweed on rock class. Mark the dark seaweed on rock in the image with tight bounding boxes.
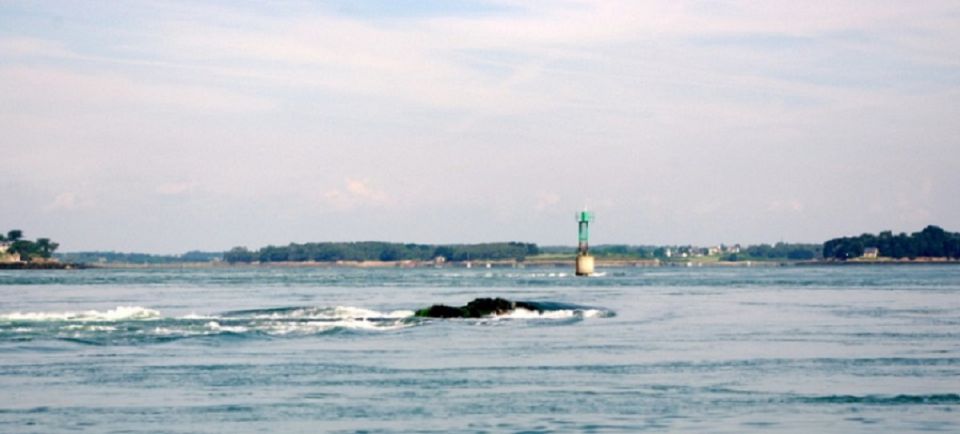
[415,298,541,318]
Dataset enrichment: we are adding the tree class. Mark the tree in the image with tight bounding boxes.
[434,246,454,260]
[224,247,256,264]
[823,226,960,259]
[378,246,402,261]
[34,238,59,258]
[787,249,815,260]
[8,240,37,259]
[7,230,22,242]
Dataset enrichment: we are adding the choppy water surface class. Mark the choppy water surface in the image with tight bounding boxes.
[1,266,958,433]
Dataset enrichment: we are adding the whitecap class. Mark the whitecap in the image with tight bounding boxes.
[63,324,118,331]
[233,306,414,321]
[253,318,412,335]
[495,307,612,319]
[327,306,414,320]
[0,306,160,322]
[205,321,248,333]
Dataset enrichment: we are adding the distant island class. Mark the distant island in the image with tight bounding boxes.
[59,241,822,266]
[24,225,960,268]
[0,229,73,269]
[823,225,960,261]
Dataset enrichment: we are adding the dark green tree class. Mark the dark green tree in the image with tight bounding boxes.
[823,225,960,259]
[8,240,37,259]
[34,238,59,258]
[224,247,256,263]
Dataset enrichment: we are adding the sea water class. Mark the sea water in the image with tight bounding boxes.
[0,265,957,433]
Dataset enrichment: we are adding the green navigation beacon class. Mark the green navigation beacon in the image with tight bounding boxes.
[576,210,595,276]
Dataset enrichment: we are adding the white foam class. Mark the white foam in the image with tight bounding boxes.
[580,309,607,318]
[63,324,118,331]
[205,321,249,333]
[0,306,160,322]
[253,319,412,335]
[1,303,609,339]
[328,307,414,320]
[496,308,608,319]
[242,306,414,320]
[151,326,174,335]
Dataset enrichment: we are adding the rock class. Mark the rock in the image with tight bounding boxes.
[414,297,541,318]
[414,304,464,318]
[461,297,515,317]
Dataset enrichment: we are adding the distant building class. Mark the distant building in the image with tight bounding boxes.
[0,242,21,263]
[863,247,880,259]
[707,246,722,256]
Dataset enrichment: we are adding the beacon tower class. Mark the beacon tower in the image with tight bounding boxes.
[576,210,595,276]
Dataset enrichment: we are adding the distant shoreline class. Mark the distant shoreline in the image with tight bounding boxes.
[0,262,87,270]
[16,257,956,270]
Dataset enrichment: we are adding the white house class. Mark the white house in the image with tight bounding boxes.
[0,242,21,263]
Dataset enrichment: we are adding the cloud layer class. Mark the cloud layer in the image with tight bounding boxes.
[1,1,958,252]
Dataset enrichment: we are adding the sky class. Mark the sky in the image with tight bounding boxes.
[1,0,959,253]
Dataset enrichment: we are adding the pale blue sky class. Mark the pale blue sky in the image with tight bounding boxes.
[2,1,959,253]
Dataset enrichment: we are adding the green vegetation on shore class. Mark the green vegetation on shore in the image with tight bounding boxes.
[42,224,960,266]
[56,251,222,265]
[823,225,960,260]
[1,229,59,261]
[725,243,821,261]
[224,242,540,264]
[538,243,821,262]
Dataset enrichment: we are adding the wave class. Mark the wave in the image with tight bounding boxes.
[797,393,960,405]
[0,305,415,344]
[496,301,614,320]
[0,306,160,322]
[220,306,414,320]
[0,300,612,345]
[497,307,609,320]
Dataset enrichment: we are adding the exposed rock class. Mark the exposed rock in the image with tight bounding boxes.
[414,304,464,318]
[414,297,541,318]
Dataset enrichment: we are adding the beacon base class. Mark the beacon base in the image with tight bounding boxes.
[576,255,595,276]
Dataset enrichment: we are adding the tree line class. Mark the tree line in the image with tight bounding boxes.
[55,251,222,265]
[823,225,960,260]
[224,242,540,264]
[539,243,822,261]
[729,243,821,261]
[0,230,59,260]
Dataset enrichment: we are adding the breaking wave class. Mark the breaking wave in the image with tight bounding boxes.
[494,301,614,320]
[0,306,160,322]
[497,307,609,319]
[0,300,613,345]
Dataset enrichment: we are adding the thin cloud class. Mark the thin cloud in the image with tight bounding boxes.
[45,192,93,212]
[323,179,392,211]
